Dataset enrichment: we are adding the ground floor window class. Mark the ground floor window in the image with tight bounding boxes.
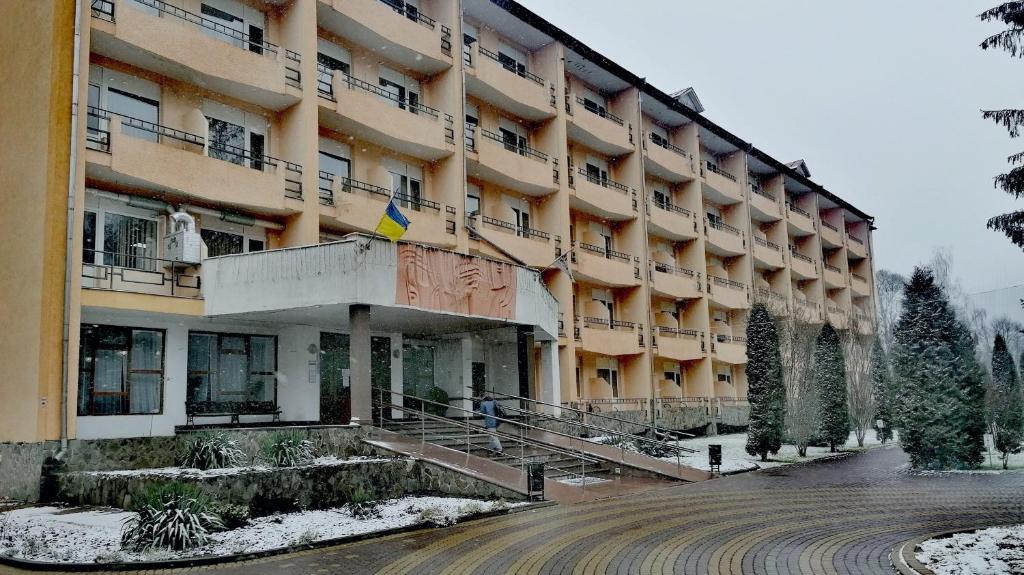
[78,325,164,415]
[187,332,277,410]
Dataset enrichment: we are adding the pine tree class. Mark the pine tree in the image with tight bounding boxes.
[980,4,1024,249]
[814,323,849,452]
[744,304,786,462]
[892,268,988,469]
[991,334,1024,468]
[870,338,895,443]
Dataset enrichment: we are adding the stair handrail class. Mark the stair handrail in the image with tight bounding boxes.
[484,390,697,455]
[373,390,601,487]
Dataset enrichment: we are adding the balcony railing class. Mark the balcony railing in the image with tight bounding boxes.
[318,172,392,206]
[753,236,781,251]
[647,132,689,158]
[477,214,551,241]
[827,304,843,314]
[90,0,114,20]
[756,287,787,302]
[87,106,204,153]
[824,262,842,273]
[711,276,746,291]
[852,272,868,283]
[789,247,814,264]
[576,167,629,193]
[786,202,812,218]
[377,0,437,29]
[848,234,865,245]
[477,46,544,85]
[577,242,631,263]
[317,67,441,120]
[749,182,777,202]
[478,128,548,162]
[821,220,839,232]
[650,196,691,216]
[131,0,281,57]
[715,334,747,344]
[706,218,742,236]
[657,326,700,338]
[704,161,737,182]
[574,96,624,126]
[82,250,201,298]
[652,261,695,278]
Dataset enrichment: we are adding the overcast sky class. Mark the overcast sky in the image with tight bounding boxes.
[518,0,1024,295]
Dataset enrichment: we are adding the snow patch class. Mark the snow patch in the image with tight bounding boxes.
[917,525,1024,575]
[76,456,398,478]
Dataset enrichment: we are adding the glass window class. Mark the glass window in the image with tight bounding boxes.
[465,193,480,216]
[107,88,159,143]
[319,151,351,182]
[77,325,164,416]
[248,238,265,252]
[391,172,423,212]
[83,211,96,264]
[103,213,157,271]
[201,229,244,257]
[187,332,277,410]
[208,117,247,166]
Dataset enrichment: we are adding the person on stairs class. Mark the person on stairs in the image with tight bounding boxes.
[479,395,504,453]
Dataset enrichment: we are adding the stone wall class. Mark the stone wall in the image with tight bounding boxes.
[719,405,751,427]
[0,442,55,502]
[655,407,712,431]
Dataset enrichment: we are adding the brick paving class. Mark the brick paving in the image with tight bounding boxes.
[4,446,1024,574]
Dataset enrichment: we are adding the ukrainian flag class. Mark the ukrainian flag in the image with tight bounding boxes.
[375,199,411,241]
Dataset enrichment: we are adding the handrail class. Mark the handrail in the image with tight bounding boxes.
[706,218,742,236]
[851,272,867,283]
[753,235,781,251]
[477,46,545,85]
[711,276,746,290]
[483,390,697,454]
[87,106,204,147]
[749,184,777,202]
[90,0,114,20]
[132,0,280,57]
[705,160,737,182]
[575,96,624,125]
[377,0,437,29]
[650,196,692,217]
[478,128,548,162]
[786,202,812,218]
[652,261,695,277]
[848,234,865,245]
[715,334,747,344]
[647,132,689,158]
[332,71,441,119]
[789,247,814,264]
[823,262,842,273]
[577,167,629,192]
[657,326,700,338]
[82,250,202,298]
[478,214,551,241]
[821,220,839,232]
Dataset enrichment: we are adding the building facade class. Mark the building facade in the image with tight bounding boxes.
[0,0,875,444]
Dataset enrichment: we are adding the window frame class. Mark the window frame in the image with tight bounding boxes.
[187,331,279,409]
[77,324,166,416]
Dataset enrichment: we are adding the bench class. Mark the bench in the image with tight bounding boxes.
[185,400,281,425]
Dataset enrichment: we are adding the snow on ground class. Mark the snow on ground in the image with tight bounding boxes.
[917,525,1024,575]
[665,430,890,473]
[0,497,524,564]
[556,476,611,486]
[77,456,396,479]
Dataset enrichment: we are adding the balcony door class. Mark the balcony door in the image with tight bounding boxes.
[319,332,350,425]
[200,0,266,54]
[386,158,424,211]
[379,66,420,112]
[498,117,528,155]
[497,40,528,76]
[82,195,159,271]
[88,66,160,144]
[204,100,267,169]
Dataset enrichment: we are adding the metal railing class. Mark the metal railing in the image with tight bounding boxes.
[753,236,781,251]
[377,0,436,29]
[82,250,201,298]
[476,214,551,241]
[851,272,868,283]
[577,167,629,192]
[705,160,737,182]
[711,276,746,290]
[132,0,280,57]
[440,25,452,55]
[789,248,814,264]
[715,334,747,344]
[577,241,631,263]
[647,132,689,158]
[318,67,442,119]
[657,326,700,338]
[478,128,548,162]
[823,262,842,273]
[477,46,544,85]
[652,261,695,278]
[749,182,777,202]
[318,172,392,206]
[848,234,865,245]
[574,96,624,125]
[650,196,691,216]
[87,106,204,152]
[706,218,742,236]
[787,202,812,218]
[821,220,839,232]
[284,50,302,88]
[91,0,114,20]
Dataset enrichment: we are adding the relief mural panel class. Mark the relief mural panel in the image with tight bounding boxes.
[396,244,516,319]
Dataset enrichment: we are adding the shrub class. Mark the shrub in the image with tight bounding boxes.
[425,387,450,416]
[261,430,315,467]
[417,506,455,527]
[121,483,223,551]
[179,432,245,470]
[208,502,250,530]
[292,529,319,546]
[344,487,381,520]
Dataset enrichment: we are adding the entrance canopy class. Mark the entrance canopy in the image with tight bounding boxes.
[201,234,559,340]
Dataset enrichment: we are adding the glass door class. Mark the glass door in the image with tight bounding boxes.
[319,333,350,424]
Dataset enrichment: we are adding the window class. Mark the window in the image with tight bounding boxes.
[379,66,420,112]
[462,23,478,66]
[101,212,158,271]
[664,371,682,387]
[392,173,422,211]
[653,186,669,209]
[201,229,244,257]
[317,39,352,96]
[199,219,267,257]
[200,0,265,54]
[208,117,247,166]
[204,100,268,170]
[88,66,160,144]
[78,325,164,416]
[187,332,277,409]
[466,191,480,216]
[596,368,619,398]
[107,88,159,142]
[83,211,97,264]
[319,151,351,191]
[497,40,528,76]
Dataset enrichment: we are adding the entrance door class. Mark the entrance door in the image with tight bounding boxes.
[319,333,350,424]
[403,344,435,409]
[471,362,486,409]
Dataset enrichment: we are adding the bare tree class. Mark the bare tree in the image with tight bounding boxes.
[842,316,874,447]
[777,305,822,456]
[875,269,906,354]
[992,316,1024,362]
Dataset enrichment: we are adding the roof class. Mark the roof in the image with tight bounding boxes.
[786,160,811,178]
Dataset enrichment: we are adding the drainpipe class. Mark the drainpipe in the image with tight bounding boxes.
[60,0,84,451]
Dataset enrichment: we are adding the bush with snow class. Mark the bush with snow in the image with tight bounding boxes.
[344,488,381,520]
[120,484,224,552]
[261,431,316,467]
[179,432,245,471]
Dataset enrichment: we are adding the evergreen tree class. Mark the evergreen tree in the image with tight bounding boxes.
[814,323,849,452]
[892,268,988,469]
[979,4,1024,249]
[870,338,895,443]
[991,334,1024,468]
[744,304,786,462]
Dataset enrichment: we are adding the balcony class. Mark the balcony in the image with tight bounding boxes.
[701,161,743,203]
[465,127,557,196]
[644,133,695,182]
[86,109,303,215]
[577,316,642,357]
[464,45,554,122]
[704,219,746,256]
[90,0,301,111]
[749,184,782,220]
[317,0,452,75]
[467,214,557,268]
[712,334,747,365]
[847,233,868,258]
[793,299,823,321]
[81,249,202,302]
[569,168,636,221]
[318,173,452,246]
[654,327,704,362]
[318,69,453,162]
[786,202,816,236]
[650,262,702,300]
[708,276,748,310]
[789,248,818,280]
[566,95,634,156]
[755,288,789,315]
[752,236,784,269]
[648,197,697,241]
[572,242,639,288]
[851,273,871,296]
[820,219,843,247]
[823,263,845,288]
[826,304,849,329]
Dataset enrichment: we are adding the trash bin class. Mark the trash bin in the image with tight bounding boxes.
[526,462,545,500]
[708,444,722,473]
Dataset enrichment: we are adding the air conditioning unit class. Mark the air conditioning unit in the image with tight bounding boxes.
[164,229,202,265]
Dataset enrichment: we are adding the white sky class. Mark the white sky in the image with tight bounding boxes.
[517,0,1024,294]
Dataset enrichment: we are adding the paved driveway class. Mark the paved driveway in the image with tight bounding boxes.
[5,446,1024,574]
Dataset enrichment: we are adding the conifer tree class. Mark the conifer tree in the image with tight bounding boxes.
[954,323,988,468]
[991,334,1024,468]
[980,4,1024,249]
[745,304,786,461]
[814,323,849,452]
[870,338,895,443]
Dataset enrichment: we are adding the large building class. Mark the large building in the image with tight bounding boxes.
[0,0,875,445]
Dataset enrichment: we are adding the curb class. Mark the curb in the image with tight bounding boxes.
[0,500,554,572]
[889,530,954,575]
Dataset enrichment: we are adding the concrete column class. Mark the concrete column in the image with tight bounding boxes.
[349,305,372,424]
[539,340,560,413]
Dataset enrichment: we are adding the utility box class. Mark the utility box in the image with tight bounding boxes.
[164,230,202,264]
[526,462,545,500]
[708,444,722,474]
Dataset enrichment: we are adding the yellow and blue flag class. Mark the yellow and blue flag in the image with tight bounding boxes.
[375,199,410,241]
